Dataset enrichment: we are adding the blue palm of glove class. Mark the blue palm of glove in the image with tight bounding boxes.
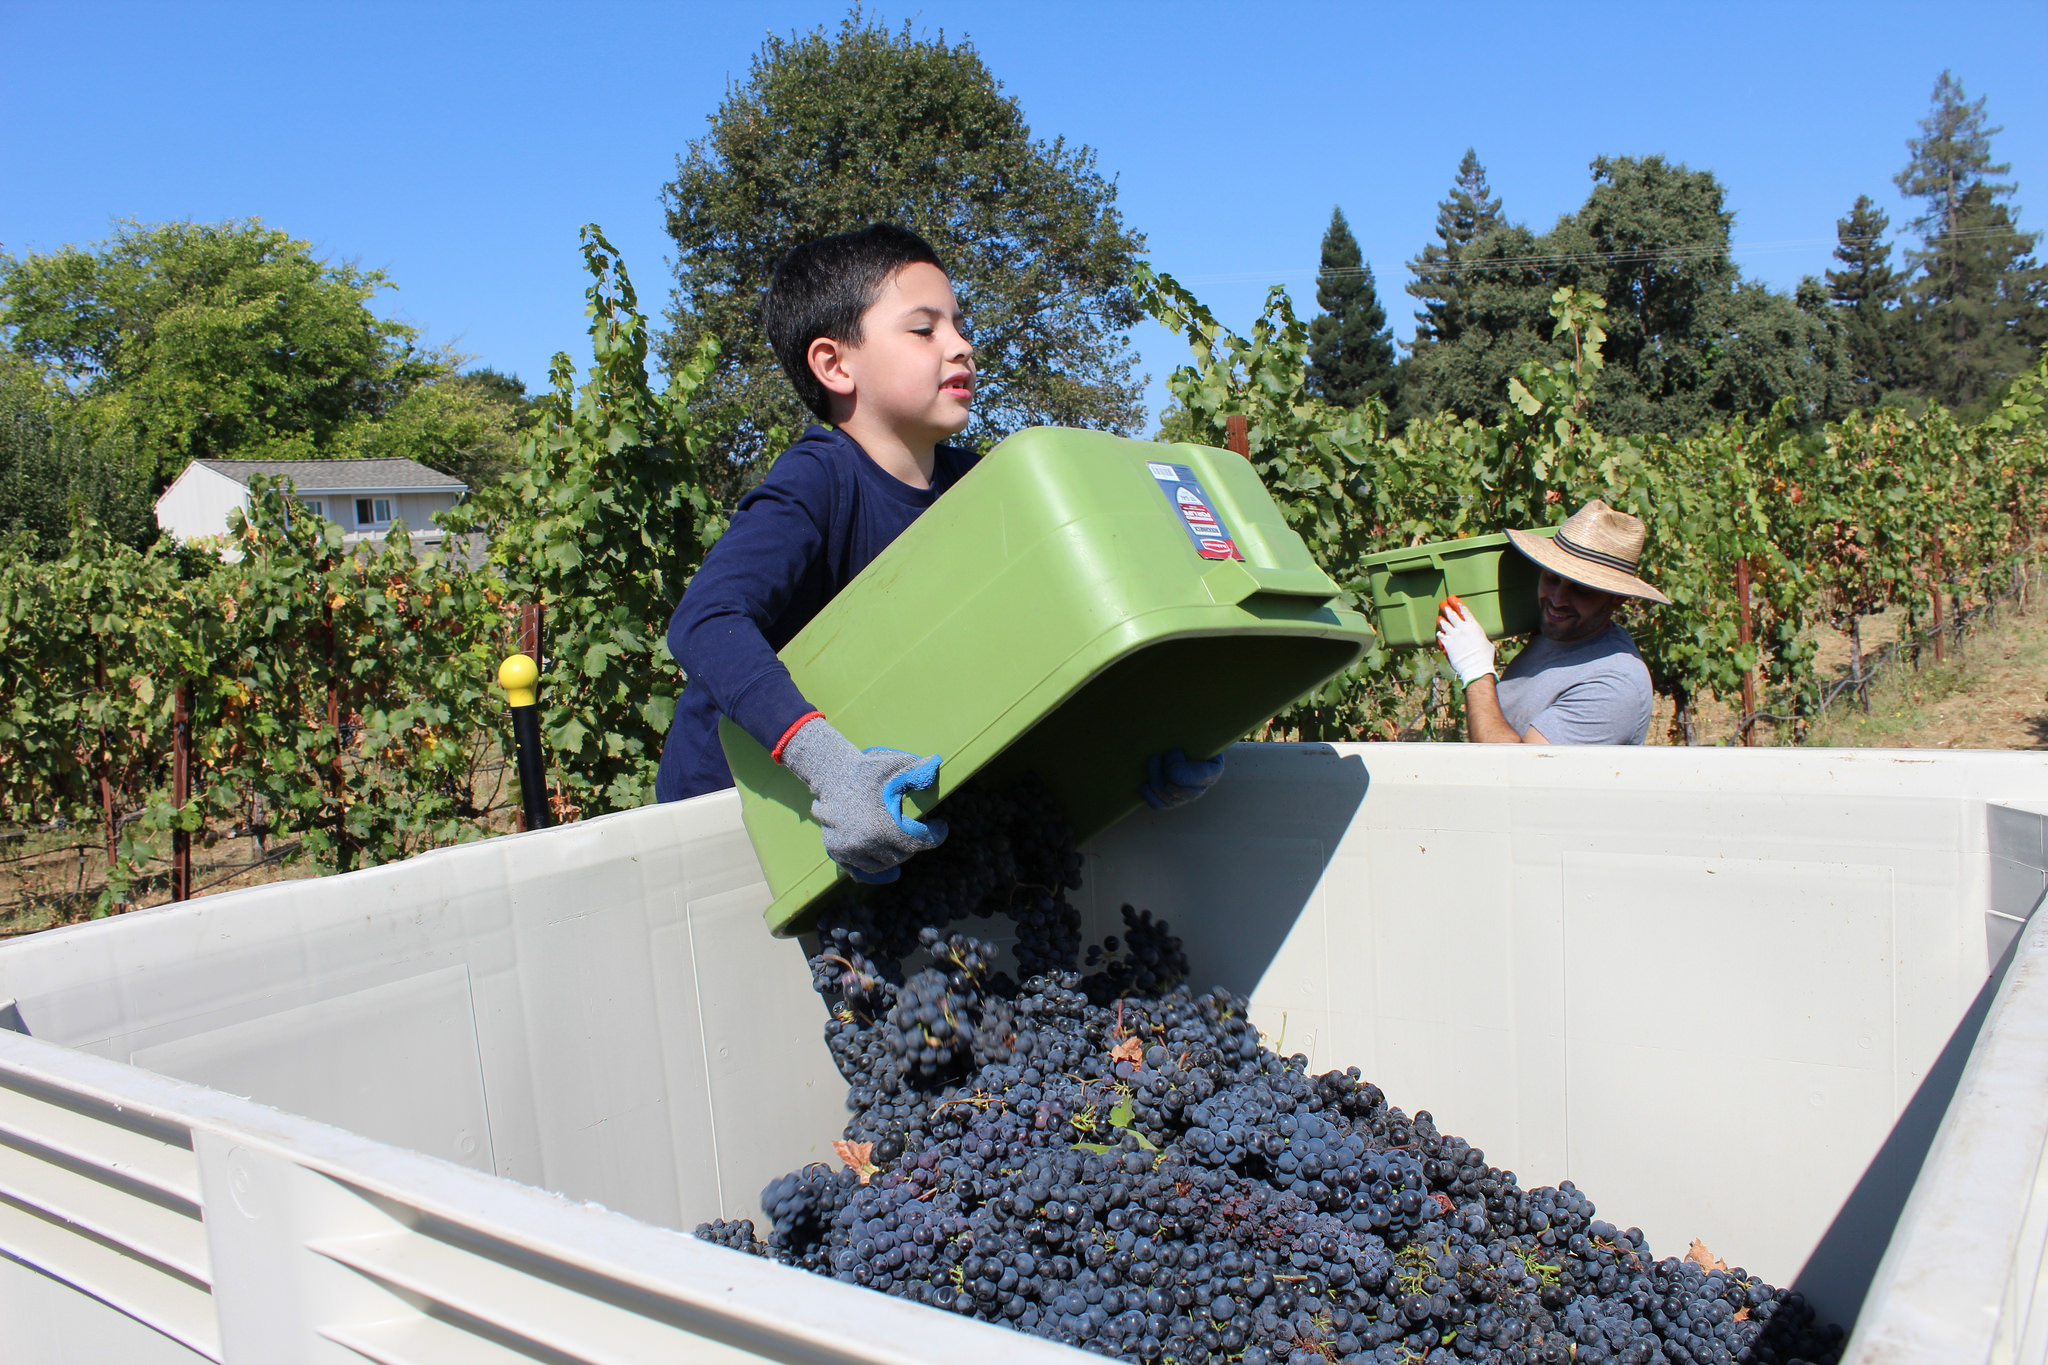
[1139,748,1226,811]
[779,719,949,883]
[844,750,950,884]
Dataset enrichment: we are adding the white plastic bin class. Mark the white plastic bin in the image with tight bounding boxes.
[1,743,2044,1364]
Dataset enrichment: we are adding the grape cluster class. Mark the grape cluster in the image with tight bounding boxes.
[698,776,1845,1365]
[1084,904,1191,1004]
[878,930,997,1085]
[695,1214,770,1257]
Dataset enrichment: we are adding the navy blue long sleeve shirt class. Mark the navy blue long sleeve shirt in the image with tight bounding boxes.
[654,425,980,802]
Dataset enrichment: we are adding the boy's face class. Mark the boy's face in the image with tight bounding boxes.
[819,262,974,444]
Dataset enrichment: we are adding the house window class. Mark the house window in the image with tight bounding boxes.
[301,499,324,518]
[354,497,392,527]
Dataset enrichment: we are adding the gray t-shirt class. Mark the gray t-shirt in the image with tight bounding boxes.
[1494,624,1652,745]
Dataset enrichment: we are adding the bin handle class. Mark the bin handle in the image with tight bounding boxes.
[1234,563,1342,600]
[1379,551,1448,576]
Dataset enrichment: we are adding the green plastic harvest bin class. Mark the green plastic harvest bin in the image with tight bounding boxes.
[720,427,1375,935]
[1359,527,1559,649]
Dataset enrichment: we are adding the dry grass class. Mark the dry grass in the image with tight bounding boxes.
[2,761,519,940]
[0,827,317,938]
[1805,597,2048,750]
[1649,567,2048,749]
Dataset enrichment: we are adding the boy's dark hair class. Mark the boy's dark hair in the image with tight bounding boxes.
[763,224,948,421]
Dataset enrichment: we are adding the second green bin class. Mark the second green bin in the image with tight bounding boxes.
[1359,528,1559,649]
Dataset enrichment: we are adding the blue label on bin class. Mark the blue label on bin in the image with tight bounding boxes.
[1150,463,1243,561]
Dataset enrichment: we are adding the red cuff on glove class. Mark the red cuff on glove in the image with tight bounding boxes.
[771,711,826,764]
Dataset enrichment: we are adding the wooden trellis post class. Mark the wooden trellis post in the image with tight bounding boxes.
[519,602,544,665]
[1931,546,1947,664]
[1225,415,1250,459]
[96,648,120,901]
[1735,558,1757,746]
[171,683,192,901]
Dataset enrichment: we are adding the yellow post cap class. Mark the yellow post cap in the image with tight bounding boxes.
[498,654,539,708]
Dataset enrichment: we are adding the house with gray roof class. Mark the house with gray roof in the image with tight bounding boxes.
[153,458,468,548]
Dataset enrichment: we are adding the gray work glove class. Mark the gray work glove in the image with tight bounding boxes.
[779,718,948,883]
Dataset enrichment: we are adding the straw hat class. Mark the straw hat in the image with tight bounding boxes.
[1506,499,1672,605]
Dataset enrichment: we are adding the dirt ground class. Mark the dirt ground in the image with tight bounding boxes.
[0,828,319,938]
[1,763,516,939]
[1643,571,2048,750]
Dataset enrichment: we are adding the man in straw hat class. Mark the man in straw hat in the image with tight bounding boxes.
[1435,499,1672,745]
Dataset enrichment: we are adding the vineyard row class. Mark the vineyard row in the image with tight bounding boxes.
[3,241,2045,917]
[1136,270,2048,744]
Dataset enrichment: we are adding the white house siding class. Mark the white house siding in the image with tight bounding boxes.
[322,490,459,538]
[156,460,468,547]
[153,464,255,543]
[392,490,461,532]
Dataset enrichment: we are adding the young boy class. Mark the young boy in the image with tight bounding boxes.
[655,224,1222,881]
[653,225,975,880]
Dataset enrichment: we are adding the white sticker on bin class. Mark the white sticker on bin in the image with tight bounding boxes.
[1146,462,1179,481]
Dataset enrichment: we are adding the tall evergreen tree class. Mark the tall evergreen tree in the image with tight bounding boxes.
[1892,72,2044,413]
[1895,71,2013,301]
[1906,182,2045,412]
[1306,208,1398,415]
[1825,195,1903,402]
[1406,149,1504,348]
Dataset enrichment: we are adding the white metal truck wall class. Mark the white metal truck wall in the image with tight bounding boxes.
[0,1246,211,1364]
[1846,866,2048,1365]
[3,742,2045,1362]
[0,786,845,1245]
[1076,744,2045,1327]
[0,1029,1097,1364]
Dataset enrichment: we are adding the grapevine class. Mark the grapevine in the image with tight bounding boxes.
[6,252,2045,920]
[0,228,737,914]
[1137,265,2048,743]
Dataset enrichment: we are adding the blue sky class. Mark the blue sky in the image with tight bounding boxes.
[3,1,2044,430]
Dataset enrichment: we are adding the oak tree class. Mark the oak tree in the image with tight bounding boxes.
[659,14,1146,503]
[1404,156,1848,432]
[0,220,441,481]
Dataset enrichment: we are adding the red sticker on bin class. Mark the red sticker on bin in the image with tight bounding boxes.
[1149,463,1243,561]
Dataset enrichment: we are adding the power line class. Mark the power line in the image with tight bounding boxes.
[1189,238,1820,285]
[1181,224,2040,287]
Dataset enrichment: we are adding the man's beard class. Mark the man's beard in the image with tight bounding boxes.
[1539,610,1612,644]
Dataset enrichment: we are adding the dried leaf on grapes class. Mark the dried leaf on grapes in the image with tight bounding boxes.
[832,1139,879,1184]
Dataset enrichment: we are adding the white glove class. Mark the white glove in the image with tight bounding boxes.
[1435,598,1497,685]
